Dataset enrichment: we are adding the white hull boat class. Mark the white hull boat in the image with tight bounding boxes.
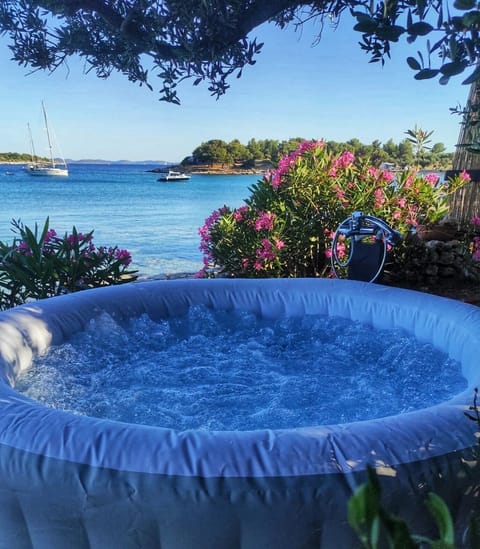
[26,102,69,177]
[26,165,69,177]
[158,170,190,182]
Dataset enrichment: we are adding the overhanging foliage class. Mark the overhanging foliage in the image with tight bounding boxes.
[0,1,478,104]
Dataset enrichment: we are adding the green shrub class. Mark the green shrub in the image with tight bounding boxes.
[0,218,137,310]
[349,390,480,548]
[198,141,469,278]
[348,468,456,549]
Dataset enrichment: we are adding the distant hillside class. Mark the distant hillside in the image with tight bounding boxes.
[66,159,173,165]
[0,153,174,165]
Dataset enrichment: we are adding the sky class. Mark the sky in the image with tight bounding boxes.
[0,15,472,163]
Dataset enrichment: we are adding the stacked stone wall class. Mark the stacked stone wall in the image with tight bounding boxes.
[389,238,480,286]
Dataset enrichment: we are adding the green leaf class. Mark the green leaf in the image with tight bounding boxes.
[414,68,439,80]
[439,61,467,76]
[463,10,480,26]
[376,25,405,42]
[348,479,382,547]
[379,511,418,549]
[407,22,434,36]
[454,0,476,10]
[462,65,480,85]
[353,19,379,33]
[406,57,421,70]
[425,493,455,545]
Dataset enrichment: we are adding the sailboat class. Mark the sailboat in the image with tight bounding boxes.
[25,101,68,177]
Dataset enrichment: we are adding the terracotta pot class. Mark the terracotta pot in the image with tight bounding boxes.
[415,224,457,241]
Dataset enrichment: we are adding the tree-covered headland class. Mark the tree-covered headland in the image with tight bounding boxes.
[0,152,38,163]
[187,136,453,170]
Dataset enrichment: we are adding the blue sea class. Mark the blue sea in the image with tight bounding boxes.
[0,163,259,278]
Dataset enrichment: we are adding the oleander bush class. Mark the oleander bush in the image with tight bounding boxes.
[0,218,137,310]
[198,140,469,279]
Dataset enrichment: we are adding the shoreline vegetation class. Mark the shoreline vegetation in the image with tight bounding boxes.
[177,136,455,174]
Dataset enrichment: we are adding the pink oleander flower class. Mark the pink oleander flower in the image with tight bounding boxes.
[460,170,471,182]
[267,140,325,189]
[381,170,396,183]
[374,188,386,208]
[424,173,439,186]
[275,240,285,249]
[333,151,355,170]
[16,240,31,255]
[67,234,77,246]
[256,239,276,261]
[114,248,132,266]
[199,208,227,254]
[233,205,249,222]
[296,140,325,154]
[473,237,480,261]
[255,211,276,231]
[333,241,346,260]
[472,216,480,227]
[66,232,92,247]
[44,228,57,243]
[325,230,335,240]
[397,197,406,208]
[367,167,380,179]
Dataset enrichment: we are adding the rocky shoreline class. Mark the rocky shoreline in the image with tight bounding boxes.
[147,160,273,176]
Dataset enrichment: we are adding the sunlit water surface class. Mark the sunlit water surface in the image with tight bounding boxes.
[0,164,257,278]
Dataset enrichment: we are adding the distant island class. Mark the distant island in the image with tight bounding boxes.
[0,153,174,165]
[65,159,173,165]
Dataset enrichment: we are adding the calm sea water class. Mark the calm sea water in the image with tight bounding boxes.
[0,163,258,278]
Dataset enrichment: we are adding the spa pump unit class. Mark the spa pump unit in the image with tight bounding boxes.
[330,212,402,283]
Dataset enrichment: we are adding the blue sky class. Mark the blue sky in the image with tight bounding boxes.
[0,17,470,162]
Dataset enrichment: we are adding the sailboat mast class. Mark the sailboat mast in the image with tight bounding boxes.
[42,100,55,167]
[27,123,37,163]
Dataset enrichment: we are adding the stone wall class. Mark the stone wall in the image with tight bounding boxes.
[389,236,480,286]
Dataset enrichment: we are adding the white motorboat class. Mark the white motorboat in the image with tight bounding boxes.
[158,170,190,182]
[25,102,69,177]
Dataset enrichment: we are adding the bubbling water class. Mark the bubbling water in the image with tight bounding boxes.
[15,305,466,430]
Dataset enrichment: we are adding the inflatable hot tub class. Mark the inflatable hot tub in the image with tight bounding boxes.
[0,278,479,548]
